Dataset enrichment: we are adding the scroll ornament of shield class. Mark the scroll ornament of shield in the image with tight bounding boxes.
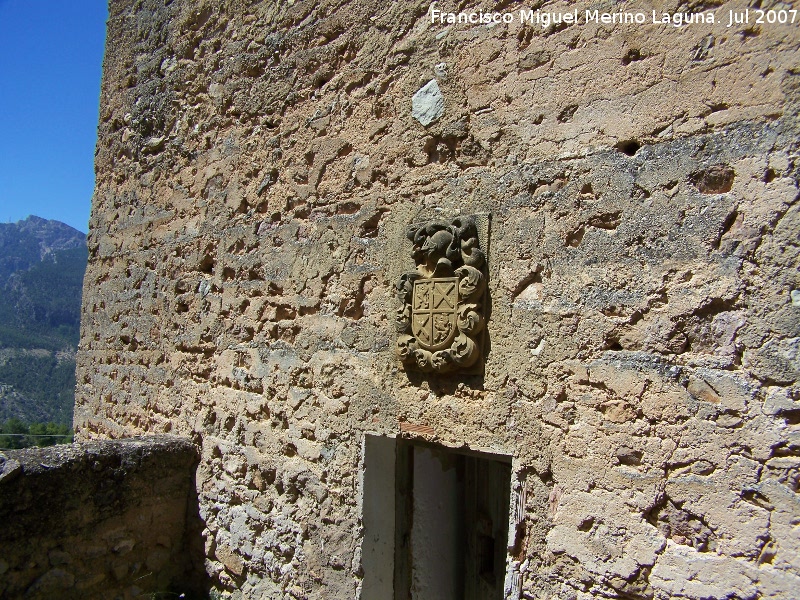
[396,215,486,373]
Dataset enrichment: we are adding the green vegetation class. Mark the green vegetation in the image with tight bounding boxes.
[0,353,77,423]
[0,418,73,449]
[0,246,87,351]
[0,218,87,429]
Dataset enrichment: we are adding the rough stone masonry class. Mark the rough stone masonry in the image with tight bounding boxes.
[0,436,200,599]
[75,0,800,598]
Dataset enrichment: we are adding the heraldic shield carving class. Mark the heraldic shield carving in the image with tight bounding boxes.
[396,215,487,373]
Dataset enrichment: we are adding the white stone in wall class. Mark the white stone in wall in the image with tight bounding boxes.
[411,79,443,126]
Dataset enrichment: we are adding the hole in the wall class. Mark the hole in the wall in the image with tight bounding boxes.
[263,468,276,485]
[621,48,644,65]
[283,443,297,457]
[314,74,332,90]
[198,254,215,274]
[615,140,641,156]
[781,409,800,426]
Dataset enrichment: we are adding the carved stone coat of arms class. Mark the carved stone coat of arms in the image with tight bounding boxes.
[396,215,487,373]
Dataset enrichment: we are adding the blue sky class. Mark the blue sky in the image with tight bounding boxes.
[0,0,107,234]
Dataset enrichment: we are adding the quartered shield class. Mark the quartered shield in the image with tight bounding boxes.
[412,277,458,351]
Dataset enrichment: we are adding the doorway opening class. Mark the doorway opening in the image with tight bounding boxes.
[362,435,512,600]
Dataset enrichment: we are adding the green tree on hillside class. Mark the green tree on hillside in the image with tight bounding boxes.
[0,419,73,449]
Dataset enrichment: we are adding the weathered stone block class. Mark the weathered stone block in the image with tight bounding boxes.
[0,437,204,599]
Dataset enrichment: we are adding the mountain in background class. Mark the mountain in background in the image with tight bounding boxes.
[0,216,87,425]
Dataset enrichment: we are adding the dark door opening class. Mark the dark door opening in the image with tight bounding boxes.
[362,435,512,600]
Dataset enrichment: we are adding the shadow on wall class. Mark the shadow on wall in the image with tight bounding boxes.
[0,435,210,599]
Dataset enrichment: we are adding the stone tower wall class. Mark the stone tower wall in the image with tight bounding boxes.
[77,0,800,597]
